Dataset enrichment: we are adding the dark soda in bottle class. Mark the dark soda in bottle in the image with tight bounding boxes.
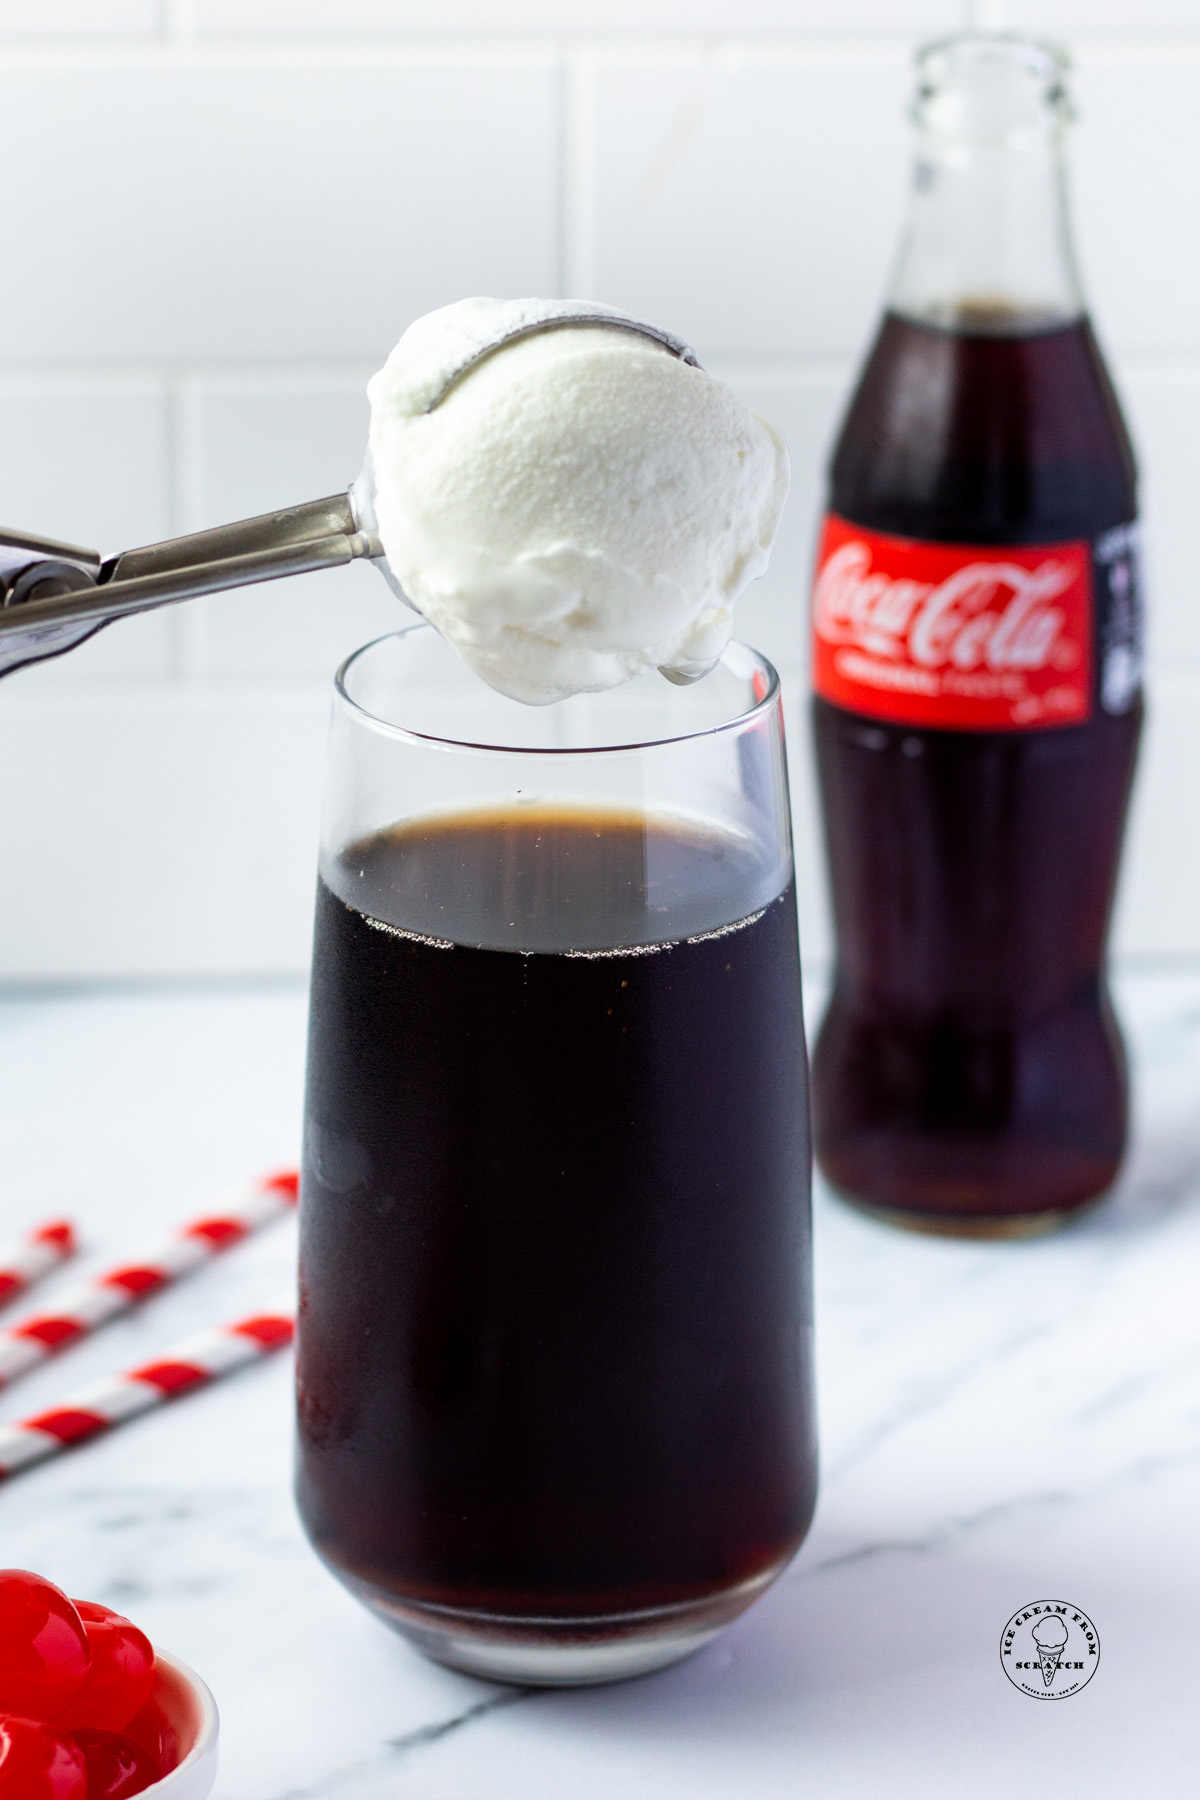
[810,34,1144,1236]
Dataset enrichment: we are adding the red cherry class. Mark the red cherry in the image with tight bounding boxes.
[71,1730,160,1800]
[62,1606,155,1733]
[0,1716,88,1799]
[0,1573,90,1721]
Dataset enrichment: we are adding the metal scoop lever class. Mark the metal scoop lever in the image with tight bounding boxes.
[0,493,386,678]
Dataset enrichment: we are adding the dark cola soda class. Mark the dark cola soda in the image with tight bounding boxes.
[809,37,1144,1235]
[296,807,816,1665]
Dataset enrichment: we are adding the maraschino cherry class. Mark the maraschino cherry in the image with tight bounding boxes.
[0,1571,166,1797]
[63,1606,155,1733]
[72,1730,160,1800]
[0,1572,90,1723]
[0,1716,87,1799]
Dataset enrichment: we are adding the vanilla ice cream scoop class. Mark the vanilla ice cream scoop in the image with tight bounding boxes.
[366,297,791,705]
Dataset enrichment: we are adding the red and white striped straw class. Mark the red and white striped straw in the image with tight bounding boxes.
[0,1302,295,1479]
[0,1221,77,1312]
[0,1169,297,1392]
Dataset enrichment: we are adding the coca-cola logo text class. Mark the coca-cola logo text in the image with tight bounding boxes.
[809,515,1094,731]
[814,540,1079,675]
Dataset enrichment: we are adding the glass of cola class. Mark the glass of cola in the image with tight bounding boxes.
[295,624,817,1685]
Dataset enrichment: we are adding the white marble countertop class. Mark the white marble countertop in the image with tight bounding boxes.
[1,969,1197,1798]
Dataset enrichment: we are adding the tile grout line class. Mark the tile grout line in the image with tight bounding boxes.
[165,371,209,681]
[5,349,1200,382]
[551,51,568,299]
[0,355,853,387]
[158,0,193,41]
[2,29,1200,66]
[0,362,387,386]
[0,34,971,71]
[964,0,1010,31]
[561,46,596,299]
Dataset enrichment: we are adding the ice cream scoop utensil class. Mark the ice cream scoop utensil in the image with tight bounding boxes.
[0,306,702,677]
[0,491,388,677]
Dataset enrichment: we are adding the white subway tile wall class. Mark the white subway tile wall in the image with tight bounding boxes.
[191,4,964,37]
[0,2,157,33]
[186,377,395,678]
[0,1,1195,977]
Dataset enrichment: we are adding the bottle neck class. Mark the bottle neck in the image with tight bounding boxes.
[888,35,1084,333]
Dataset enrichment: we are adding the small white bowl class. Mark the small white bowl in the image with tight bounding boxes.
[120,1649,219,1800]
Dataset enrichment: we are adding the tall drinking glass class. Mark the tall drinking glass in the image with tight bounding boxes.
[296,623,816,1685]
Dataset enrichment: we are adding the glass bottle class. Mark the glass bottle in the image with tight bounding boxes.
[809,34,1143,1236]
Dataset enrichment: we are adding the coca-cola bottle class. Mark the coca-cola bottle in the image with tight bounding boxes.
[810,33,1143,1237]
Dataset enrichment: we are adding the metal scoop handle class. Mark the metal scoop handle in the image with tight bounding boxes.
[0,488,392,679]
[56,495,369,614]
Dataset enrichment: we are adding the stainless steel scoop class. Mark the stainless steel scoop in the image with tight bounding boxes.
[0,309,700,680]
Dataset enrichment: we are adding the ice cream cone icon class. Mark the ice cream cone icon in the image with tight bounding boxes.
[1032,1615,1068,1686]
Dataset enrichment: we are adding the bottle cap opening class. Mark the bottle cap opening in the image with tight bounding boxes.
[914,32,1072,142]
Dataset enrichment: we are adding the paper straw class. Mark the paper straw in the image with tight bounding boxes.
[0,1303,295,1479]
[0,1169,297,1391]
[0,1221,77,1311]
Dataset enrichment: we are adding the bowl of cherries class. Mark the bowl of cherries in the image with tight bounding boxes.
[0,1569,218,1799]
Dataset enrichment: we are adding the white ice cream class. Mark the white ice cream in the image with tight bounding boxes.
[366,297,790,705]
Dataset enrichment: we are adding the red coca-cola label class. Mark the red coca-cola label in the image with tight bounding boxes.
[811,515,1094,730]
